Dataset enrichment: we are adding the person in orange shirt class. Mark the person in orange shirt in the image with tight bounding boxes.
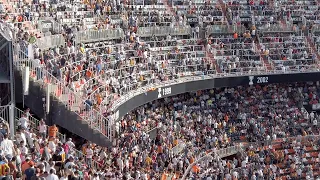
[21,158,34,173]
[48,124,58,138]
[192,165,200,173]
[233,32,238,39]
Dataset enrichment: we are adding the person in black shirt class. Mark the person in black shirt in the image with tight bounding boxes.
[69,171,80,180]
[52,149,63,172]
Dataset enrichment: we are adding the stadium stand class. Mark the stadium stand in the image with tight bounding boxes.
[1,0,320,179]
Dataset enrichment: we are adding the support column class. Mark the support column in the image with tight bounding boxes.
[9,103,15,139]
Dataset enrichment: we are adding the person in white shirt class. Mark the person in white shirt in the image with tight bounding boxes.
[38,119,47,139]
[46,169,59,180]
[66,138,75,150]
[0,134,14,158]
[64,156,75,169]
[19,114,29,130]
[86,145,93,168]
[48,140,56,153]
[59,172,68,180]
[19,141,28,162]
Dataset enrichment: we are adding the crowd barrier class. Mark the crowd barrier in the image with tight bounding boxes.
[36,34,66,49]
[206,25,246,37]
[75,29,124,43]
[137,26,192,37]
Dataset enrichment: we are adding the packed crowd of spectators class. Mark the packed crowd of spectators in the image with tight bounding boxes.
[109,82,320,179]
[0,82,319,179]
[2,0,320,179]
[2,0,319,117]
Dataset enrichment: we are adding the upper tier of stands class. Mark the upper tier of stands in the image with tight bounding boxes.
[2,0,320,143]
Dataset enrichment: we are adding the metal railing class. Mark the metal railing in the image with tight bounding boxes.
[171,140,187,156]
[75,29,124,43]
[35,34,66,49]
[311,25,320,34]
[260,24,295,32]
[14,107,66,142]
[181,145,243,180]
[137,26,192,37]
[0,104,65,140]
[110,64,320,112]
[0,105,103,170]
[206,25,246,37]
[13,49,113,143]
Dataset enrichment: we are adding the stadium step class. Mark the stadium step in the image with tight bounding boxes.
[162,0,177,16]
[14,70,112,147]
[306,36,320,65]
[206,50,222,73]
[218,0,227,20]
[255,40,273,71]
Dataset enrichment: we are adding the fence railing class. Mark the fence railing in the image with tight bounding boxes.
[206,25,246,37]
[181,145,243,180]
[75,29,124,43]
[0,104,66,142]
[13,49,113,144]
[35,34,66,49]
[14,107,66,142]
[137,26,192,37]
[0,105,103,170]
[260,24,295,33]
[110,64,320,113]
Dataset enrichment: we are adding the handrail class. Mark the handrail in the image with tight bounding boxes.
[182,134,320,179]
[14,107,66,142]
[181,145,243,180]
[110,64,320,112]
[13,49,113,143]
[0,105,102,170]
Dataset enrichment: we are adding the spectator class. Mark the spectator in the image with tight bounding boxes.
[18,114,29,130]
[46,169,59,180]
[38,119,47,140]
[0,134,14,160]
[48,125,58,139]
[24,161,36,180]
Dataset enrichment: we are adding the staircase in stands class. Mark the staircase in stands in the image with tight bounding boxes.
[255,36,273,71]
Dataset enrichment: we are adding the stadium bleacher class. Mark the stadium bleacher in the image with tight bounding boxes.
[1,0,320,179]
